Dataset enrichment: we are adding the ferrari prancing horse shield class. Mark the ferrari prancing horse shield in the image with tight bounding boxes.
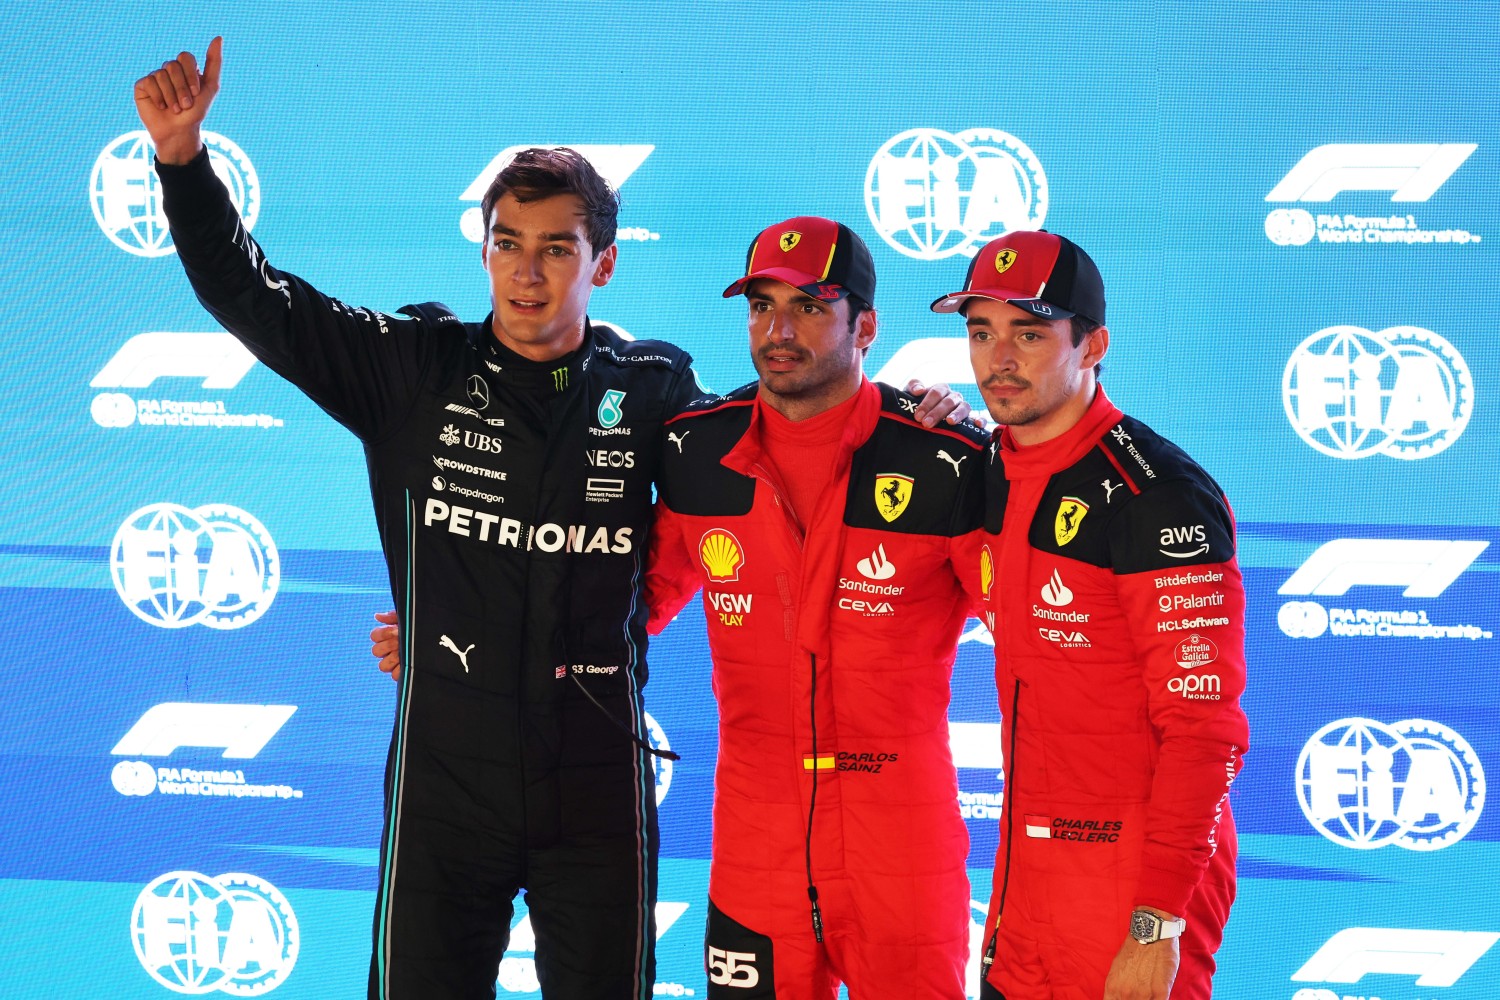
[1054,496,1089,546]
[875,474,914,523]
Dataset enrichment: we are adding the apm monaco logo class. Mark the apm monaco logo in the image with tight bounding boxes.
[132,870,299,994]
[92,130,260,257]
[865,127,1048,260]
[111,503,280,630]
[90,332,283,430]
[458,144,657,243]
[1296,717,1485,851]
[1283,325,1473,460]
[1264,143,1481,246]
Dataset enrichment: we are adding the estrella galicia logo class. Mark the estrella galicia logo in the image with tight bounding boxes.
[110,504,280,630]
[598,389,626,429]
[132,870,299,994]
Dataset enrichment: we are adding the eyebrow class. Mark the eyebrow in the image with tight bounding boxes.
[747,289,823,306]
[966,314,1052,329]
[489,223,582,243]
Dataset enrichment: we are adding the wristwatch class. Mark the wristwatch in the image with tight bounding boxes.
[1130,909,1186,944]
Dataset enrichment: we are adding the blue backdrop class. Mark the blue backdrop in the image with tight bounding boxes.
[2,2,1496,998]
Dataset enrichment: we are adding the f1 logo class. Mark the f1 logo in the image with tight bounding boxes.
[92,332,258,389]
[1292,927,1500,987]
[1266,143,1476,202]
[1278,538,1489,598]
[112,703,297,758]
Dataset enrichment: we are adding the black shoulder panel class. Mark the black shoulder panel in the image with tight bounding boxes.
[589,323,691,372]
[845,390,988,536]
[1025,413,1235,572]
[658,386,757,516]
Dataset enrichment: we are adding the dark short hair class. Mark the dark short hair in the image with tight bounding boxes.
[479,147,619,257]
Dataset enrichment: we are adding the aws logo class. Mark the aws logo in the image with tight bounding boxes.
[700,529,745,583]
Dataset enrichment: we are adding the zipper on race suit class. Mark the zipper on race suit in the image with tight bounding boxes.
[749,461,824,941]
[981,678,1022,977]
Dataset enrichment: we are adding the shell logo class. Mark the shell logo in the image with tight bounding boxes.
[699,528,745,583]
[979,545,994,600]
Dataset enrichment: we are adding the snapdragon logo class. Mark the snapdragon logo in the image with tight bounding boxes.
[1283,325,1473,460]
[865,127,1047,260]
[92,130,260,257]
[132,870,299,994]
[1264,143,1480,246]
[110,504,280,629]
[90,332,284,430]
[497,901,689,994]
[1296,717,1485,850]
[459,145,657,243]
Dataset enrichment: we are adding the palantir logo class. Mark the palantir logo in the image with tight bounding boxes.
[92,130,260,258]
[111,504,280,629]
[865,128,1048,260]
[1296,717,1485,851]
[458,144,655,243]
[1283,325,1473,459]
[132,870,299,994]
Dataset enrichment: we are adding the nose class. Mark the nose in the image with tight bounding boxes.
[511,249,543,286]
[764,306,795,343]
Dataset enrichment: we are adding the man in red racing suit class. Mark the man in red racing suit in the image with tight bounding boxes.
[931,230,1249,1000]
[645,217,988,999]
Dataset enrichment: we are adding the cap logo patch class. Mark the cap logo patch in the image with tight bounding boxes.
[779,231,802,252]
[993,248,1017,274]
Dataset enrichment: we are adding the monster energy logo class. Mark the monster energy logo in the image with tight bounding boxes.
[551,367,569,391]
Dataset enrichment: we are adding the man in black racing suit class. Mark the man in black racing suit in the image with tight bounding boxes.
[138,39,699,999]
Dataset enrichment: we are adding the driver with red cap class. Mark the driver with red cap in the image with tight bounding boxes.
[933,230,1249,1000]
[645,216,989,999]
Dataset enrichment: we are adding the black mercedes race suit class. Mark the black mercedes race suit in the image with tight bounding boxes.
[159,149,700,1000]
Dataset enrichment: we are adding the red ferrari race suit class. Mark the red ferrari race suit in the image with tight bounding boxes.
[646,378,987,999]
[977,388,1249,1000]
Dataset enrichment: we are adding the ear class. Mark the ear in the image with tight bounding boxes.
[854,307,879,351]
[480,239,489,269]
[1081,324,1109,370]
[591,243,618,288]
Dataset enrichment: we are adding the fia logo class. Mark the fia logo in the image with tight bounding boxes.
[865,127,1048,260]
[1296,717,1485,850]
[132,871,299,994]
[1283,326,1473,460]
[111,504,279,630]
[92,131,260,257]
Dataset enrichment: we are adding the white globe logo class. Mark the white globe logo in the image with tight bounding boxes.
[1265,207,1316,246]
[865,127,1048,260]
[91,130,260,258]
[132,871,299,994]
[1295,717,1485,851]
[110,503,280,630]
[1283,325,1473,460]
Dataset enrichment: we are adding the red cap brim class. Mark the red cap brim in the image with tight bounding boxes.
[723,266,824,298]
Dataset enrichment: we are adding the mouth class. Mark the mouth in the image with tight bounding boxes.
[508,298,546,314]
[760,349,805,373]
[983,376,1029,400]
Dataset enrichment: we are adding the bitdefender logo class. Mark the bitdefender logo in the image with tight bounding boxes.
[92,130,260,257]
[111,503,280,630]
[458,144,657,243]
[1264,143,1481,246]
[1283,325,1473,460]
[132,870,298,994]
[865,127,1048,260]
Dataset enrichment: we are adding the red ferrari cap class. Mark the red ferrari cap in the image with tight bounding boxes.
[930,230,1105,325]
[723,216,877,305]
